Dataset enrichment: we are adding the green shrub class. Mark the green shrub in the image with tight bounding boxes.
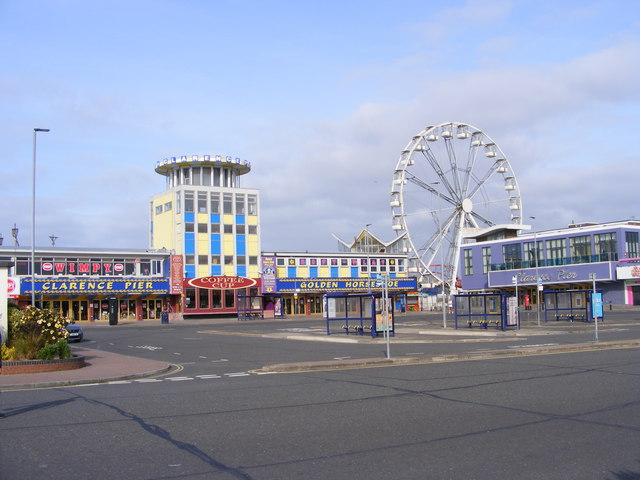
[11,331,45,360]
[5,306,72,360]
[1,343,16,360]
[36,339,71,360]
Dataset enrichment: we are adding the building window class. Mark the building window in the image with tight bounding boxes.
[248,195,257,215]
[211,255,220,265]
[277,258,285,266]
[211,224,220,234]
[569,235,591,263]
[202,167,211,186]
[235,194,246,215]
[213,168,221,187]
[248,225,257,235]
[198,223,208,233]
[198,255,208,265]
[185,223,194,233]
[185,255,195,265]
[223,193,233,214]
[546,238,566,265]
[626,232,639,258]
[224,224,233,234]
[224,256,234,265]
[199,288,209,309]
[198,192,207,213]
[464,249,473,275]
[155,205,163,215]
[185,191,194,213]
[176,191,181,214]
[236,224,245,234]
[164,202,172,212]
[594,232,617,261]
[482,247,491,274]
[210,193,220,214]
[503,244,521,269]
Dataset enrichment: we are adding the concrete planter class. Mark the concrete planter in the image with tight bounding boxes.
[1,355,85,375]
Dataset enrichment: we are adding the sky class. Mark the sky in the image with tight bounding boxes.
[1,0,639,253]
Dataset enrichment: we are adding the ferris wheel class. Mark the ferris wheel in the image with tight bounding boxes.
[390,122,523,291]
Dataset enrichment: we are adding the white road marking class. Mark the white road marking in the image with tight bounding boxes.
[196,374,222,379]
[225,372,250,377]
[166,376,193,381]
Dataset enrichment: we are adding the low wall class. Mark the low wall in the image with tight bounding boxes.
[1,355,85,375]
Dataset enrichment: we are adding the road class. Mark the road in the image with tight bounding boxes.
[1,315,639,479]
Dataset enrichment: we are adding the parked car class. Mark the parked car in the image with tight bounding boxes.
[66,322,84,342]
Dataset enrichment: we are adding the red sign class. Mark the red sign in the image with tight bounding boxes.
[188,275,257,290]
[170,255,184,294]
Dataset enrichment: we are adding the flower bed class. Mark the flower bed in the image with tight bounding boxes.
[1,355,85,375]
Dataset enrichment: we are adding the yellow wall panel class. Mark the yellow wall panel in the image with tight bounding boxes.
[318,267,330,277]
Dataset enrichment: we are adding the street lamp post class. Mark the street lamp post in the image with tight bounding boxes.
[31,127,50,306]
[365,224,372,294]
[530,216,541,326]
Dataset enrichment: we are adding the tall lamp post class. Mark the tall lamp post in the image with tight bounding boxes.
[530,216,541,326]
[31,127,50,306]
[365,224,372,294]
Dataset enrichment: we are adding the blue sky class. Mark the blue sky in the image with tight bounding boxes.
[1,0,639,252]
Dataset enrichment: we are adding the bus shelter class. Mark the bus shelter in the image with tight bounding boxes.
[453,293,519,331]
[324,293,394,338]
[543,289,603,322]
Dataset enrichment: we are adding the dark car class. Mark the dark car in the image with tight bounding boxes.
[66,322,84,342]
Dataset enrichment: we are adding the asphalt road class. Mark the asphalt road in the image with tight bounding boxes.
[1,316,639,479]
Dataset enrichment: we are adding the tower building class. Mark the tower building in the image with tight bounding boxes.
[150,154,261,314]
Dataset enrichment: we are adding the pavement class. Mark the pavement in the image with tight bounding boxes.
[1,307,639,390]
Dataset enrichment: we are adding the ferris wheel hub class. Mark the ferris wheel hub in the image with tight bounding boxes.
[461,198,473,213]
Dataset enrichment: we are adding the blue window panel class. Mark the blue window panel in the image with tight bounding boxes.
[288,266,296,278]
[237,266,247,277]
[236,215,245,225]
[236,234,246,255]
[185,233,195,255]
[185,265,195,279]
[211,234,221,254]
[351,267,358,278]
[211,213,221,224]
[331,267,339,277]
[184,212,195,223]
[310,267,318,278]
[211,264,221,276]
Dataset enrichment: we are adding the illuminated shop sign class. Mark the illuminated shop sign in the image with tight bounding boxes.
[187,276,257,290]
[276,277,417,293]
[39,261,125,275]
[22,278,170,295]
[617,265,640,280]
